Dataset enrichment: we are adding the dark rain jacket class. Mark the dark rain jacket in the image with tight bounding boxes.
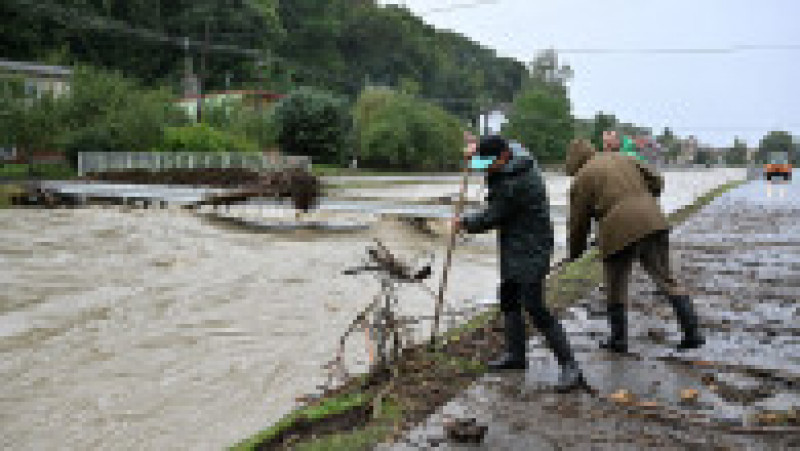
[566,139,669,261]
[459,142,554,284]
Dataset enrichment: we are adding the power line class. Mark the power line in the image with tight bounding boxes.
[553,45,800,54]
[416,0,503,14]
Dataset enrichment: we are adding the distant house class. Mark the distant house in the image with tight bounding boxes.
[477,103,510,135]
[676,136,699,164]
[631,135,664,164]
[0,59,72,99]
[173,90,285,123]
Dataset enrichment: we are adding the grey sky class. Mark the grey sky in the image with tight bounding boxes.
[381,0,799,147]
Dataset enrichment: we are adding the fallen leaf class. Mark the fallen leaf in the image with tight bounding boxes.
[609,389,636,405]
[680,389,700,403]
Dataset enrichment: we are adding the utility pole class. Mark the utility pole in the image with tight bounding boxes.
[197,19,210,123]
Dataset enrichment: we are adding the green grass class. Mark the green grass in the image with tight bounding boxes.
[667,179,746,226]
[0,163,77,180]
[0,184,25,208]
[233,177,750,450]
[230,392,375,451]
[290,398,402,451]
[442,307,498,341]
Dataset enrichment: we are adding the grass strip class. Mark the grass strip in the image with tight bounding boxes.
[235,177,749,450]
[230,392,374,451]
[0,163,77,180]
[0,184,25,208]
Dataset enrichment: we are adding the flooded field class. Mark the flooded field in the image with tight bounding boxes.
[0,169,745,450]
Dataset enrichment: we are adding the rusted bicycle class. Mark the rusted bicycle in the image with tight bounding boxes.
[324,239,434,384]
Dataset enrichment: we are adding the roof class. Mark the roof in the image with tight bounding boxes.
[175,90,284,102]
[0,59,72,77]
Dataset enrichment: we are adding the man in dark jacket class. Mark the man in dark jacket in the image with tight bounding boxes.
[566,138,704,353]
[453,135,585,392]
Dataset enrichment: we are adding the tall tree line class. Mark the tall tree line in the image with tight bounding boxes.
[1,0,526,121]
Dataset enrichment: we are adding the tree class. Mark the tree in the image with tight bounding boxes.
[757,130,794,164]
[725,137,748,166]
[354,88,463,171]
[694,148,713,166]
[2,0,526,120]
[503,51,574,163]
[56,66,180,167]
[273,87,351,165]
[656,127,681,163]
[1,0,284,90]
[159,123,257,153]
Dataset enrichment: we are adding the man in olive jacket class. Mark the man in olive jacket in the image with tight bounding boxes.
[454,135,585,392]
[566,138,704,353]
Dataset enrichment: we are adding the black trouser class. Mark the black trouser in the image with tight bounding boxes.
[499,279,574,365]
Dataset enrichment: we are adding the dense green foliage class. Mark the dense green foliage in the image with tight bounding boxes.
[1,0,282,89]
[503,51,574,163]
[7,2,768,170]
[1,66,183,167]
[159,124,257,153]
[272,87,351,165]
[353,88,464,171]
[201,101,278,150]
[725,137,748,165]
[2,0,525,121]
[694,148,713,165]
[757,130,795,164]
[0,78,61,172]
[57,67,181,165]
[656,127,681,163]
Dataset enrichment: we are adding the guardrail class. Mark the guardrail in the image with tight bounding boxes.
[77,152,311,176]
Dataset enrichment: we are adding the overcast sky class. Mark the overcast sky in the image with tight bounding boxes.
[380,0,799,147]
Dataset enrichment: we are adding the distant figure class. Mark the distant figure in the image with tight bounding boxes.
[601,130,620,152]
[453,135,586,393]
[463,131,477,159]
[602,130,644,161]
[566,138,704,354]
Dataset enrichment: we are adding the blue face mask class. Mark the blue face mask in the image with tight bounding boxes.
[469,155,496,170]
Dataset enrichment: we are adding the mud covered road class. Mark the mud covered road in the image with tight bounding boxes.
[382,178,800,450]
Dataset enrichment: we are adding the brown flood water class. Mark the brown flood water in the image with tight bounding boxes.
[0,206,500,450]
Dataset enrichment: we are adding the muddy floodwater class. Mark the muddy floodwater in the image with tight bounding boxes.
[0,169,744,450]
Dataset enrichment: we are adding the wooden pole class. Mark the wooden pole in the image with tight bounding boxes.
[430,164,470,347]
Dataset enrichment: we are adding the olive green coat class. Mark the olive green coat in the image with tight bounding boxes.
[566,140,669,260]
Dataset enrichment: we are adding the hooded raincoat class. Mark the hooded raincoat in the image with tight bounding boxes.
[460,142,554,283]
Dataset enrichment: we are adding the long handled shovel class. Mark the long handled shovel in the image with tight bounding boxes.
[430,165,471,348]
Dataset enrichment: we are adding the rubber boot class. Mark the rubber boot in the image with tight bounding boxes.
[668,295,705,351]
[541,321,586,393]
[599,303,628,353]
[488,311,527,371]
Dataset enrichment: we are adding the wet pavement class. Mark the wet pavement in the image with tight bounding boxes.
[380,178,799,450]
